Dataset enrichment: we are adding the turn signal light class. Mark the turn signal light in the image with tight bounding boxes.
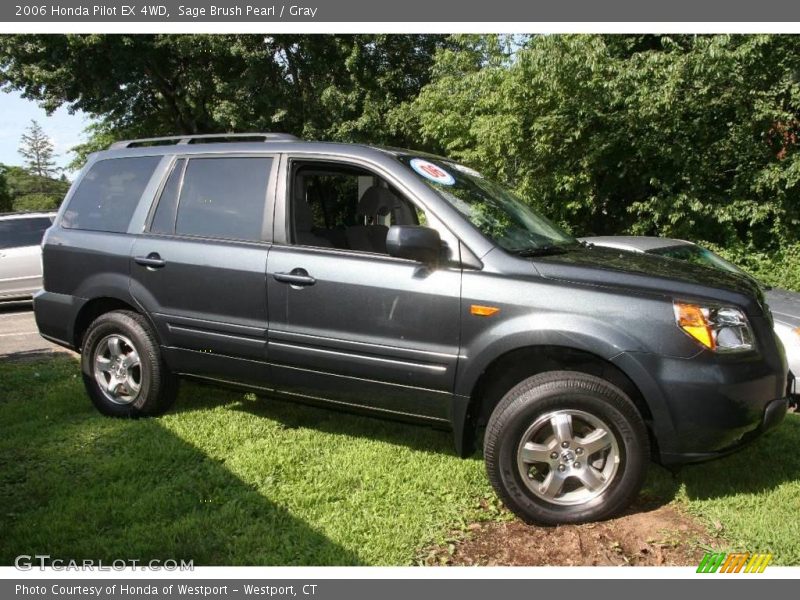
[471,305,500,317]
[674,302,714,349]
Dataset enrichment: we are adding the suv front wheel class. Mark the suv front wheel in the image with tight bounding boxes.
[80,310,178,417]
[484,371,648,525]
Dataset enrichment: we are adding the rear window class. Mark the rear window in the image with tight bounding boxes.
[61,156,160,233]
[0,217,52,249]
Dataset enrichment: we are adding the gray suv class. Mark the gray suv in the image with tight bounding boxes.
[35,133,791,525]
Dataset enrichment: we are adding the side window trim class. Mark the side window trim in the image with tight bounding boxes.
[274,153,463,265]
[143,152,279,244]
[171,158,189,233]
[126,155,176,235]
[145,156,186,234]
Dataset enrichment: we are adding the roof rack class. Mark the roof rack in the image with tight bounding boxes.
[109,132,300,150]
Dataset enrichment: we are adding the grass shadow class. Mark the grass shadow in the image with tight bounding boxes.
[177,379,462,459]
[2,356,492,566]
[677,415,800,501]
[174,380,800,506]
[0,359,363,565]
[633,414,800,521]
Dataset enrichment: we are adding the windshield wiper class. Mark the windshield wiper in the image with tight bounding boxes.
[512,244,572,257]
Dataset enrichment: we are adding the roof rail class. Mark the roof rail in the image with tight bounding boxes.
[0,210,57,217]
[109,132,300,150]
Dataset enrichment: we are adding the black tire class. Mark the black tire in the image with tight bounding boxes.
[80,310,178,417]
[484,371,648,525]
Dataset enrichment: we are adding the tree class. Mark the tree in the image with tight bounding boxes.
[0,34,451,169]
[408,34,800,254]
[0,168,12,212]
[19,120,57,180]
[0,164,70,211]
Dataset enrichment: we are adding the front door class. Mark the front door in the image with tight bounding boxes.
[266,158,461,422]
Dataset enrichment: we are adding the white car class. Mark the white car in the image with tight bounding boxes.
[581,235,800,395]
[0,212,56,303]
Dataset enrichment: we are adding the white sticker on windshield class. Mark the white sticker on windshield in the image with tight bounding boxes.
[410,158,455,186]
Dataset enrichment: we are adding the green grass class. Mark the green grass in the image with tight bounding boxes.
[662,421,800,564]
[1,355,799,565]
[0,356,491,565]
[639,420,800,565]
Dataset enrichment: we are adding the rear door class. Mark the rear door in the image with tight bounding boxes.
[0,216,52,298]
[129,154,278,385]
[265,155,462,422]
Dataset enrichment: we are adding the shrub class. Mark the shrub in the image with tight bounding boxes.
[12,193,62,212]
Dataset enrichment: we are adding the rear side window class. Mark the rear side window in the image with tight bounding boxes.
[174,157,271,242]
[62,156,160,233]
[0,217,52,249]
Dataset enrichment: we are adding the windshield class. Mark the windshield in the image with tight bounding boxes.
[647,244,746,276]
[398,155,575,253]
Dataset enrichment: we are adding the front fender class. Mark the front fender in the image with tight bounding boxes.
[454,312,647,398]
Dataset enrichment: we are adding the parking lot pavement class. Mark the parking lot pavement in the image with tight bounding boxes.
[0,303,73,360]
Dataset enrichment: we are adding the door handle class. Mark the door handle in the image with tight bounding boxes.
[273,269,316,287]
[134,253,166,268]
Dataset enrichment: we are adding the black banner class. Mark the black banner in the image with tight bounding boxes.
[4,579,796,600]
[4,0,800,22]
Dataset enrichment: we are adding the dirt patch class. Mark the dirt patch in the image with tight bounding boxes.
[424,501,719,566]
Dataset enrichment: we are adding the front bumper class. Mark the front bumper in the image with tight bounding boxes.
[660,396,788,464]
[612,348,790,466]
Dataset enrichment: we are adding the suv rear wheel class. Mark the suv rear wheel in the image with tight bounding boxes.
[484,371,648,525]
[80,310,178,417]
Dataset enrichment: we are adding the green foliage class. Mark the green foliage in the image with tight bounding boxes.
[0,164,69,210]
[12,192,61,211]
[706,241,800,292]
[0,168,12,212]
[66,122,119,171]
[4,33,799,275]
[0,34,450,170]
[408,34,800,253]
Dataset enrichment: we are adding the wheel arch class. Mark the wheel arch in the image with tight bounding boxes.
[452,344,657,458]
[72,296,157,350]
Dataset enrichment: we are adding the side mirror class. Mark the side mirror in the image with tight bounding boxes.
[386,225,441,266]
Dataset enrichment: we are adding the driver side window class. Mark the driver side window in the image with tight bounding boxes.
[289,160,423,255]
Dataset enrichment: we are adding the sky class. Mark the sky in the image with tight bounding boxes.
[0,89,93,176]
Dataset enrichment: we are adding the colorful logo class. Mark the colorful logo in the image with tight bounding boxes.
[410,158,455,185]
[697,552,772,573]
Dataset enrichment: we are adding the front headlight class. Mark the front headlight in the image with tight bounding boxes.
[673,301,755,353]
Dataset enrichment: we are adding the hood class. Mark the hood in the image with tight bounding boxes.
[531,244,765,311]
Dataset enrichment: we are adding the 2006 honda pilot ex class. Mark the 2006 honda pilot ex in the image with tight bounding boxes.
[35,133,792,524]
